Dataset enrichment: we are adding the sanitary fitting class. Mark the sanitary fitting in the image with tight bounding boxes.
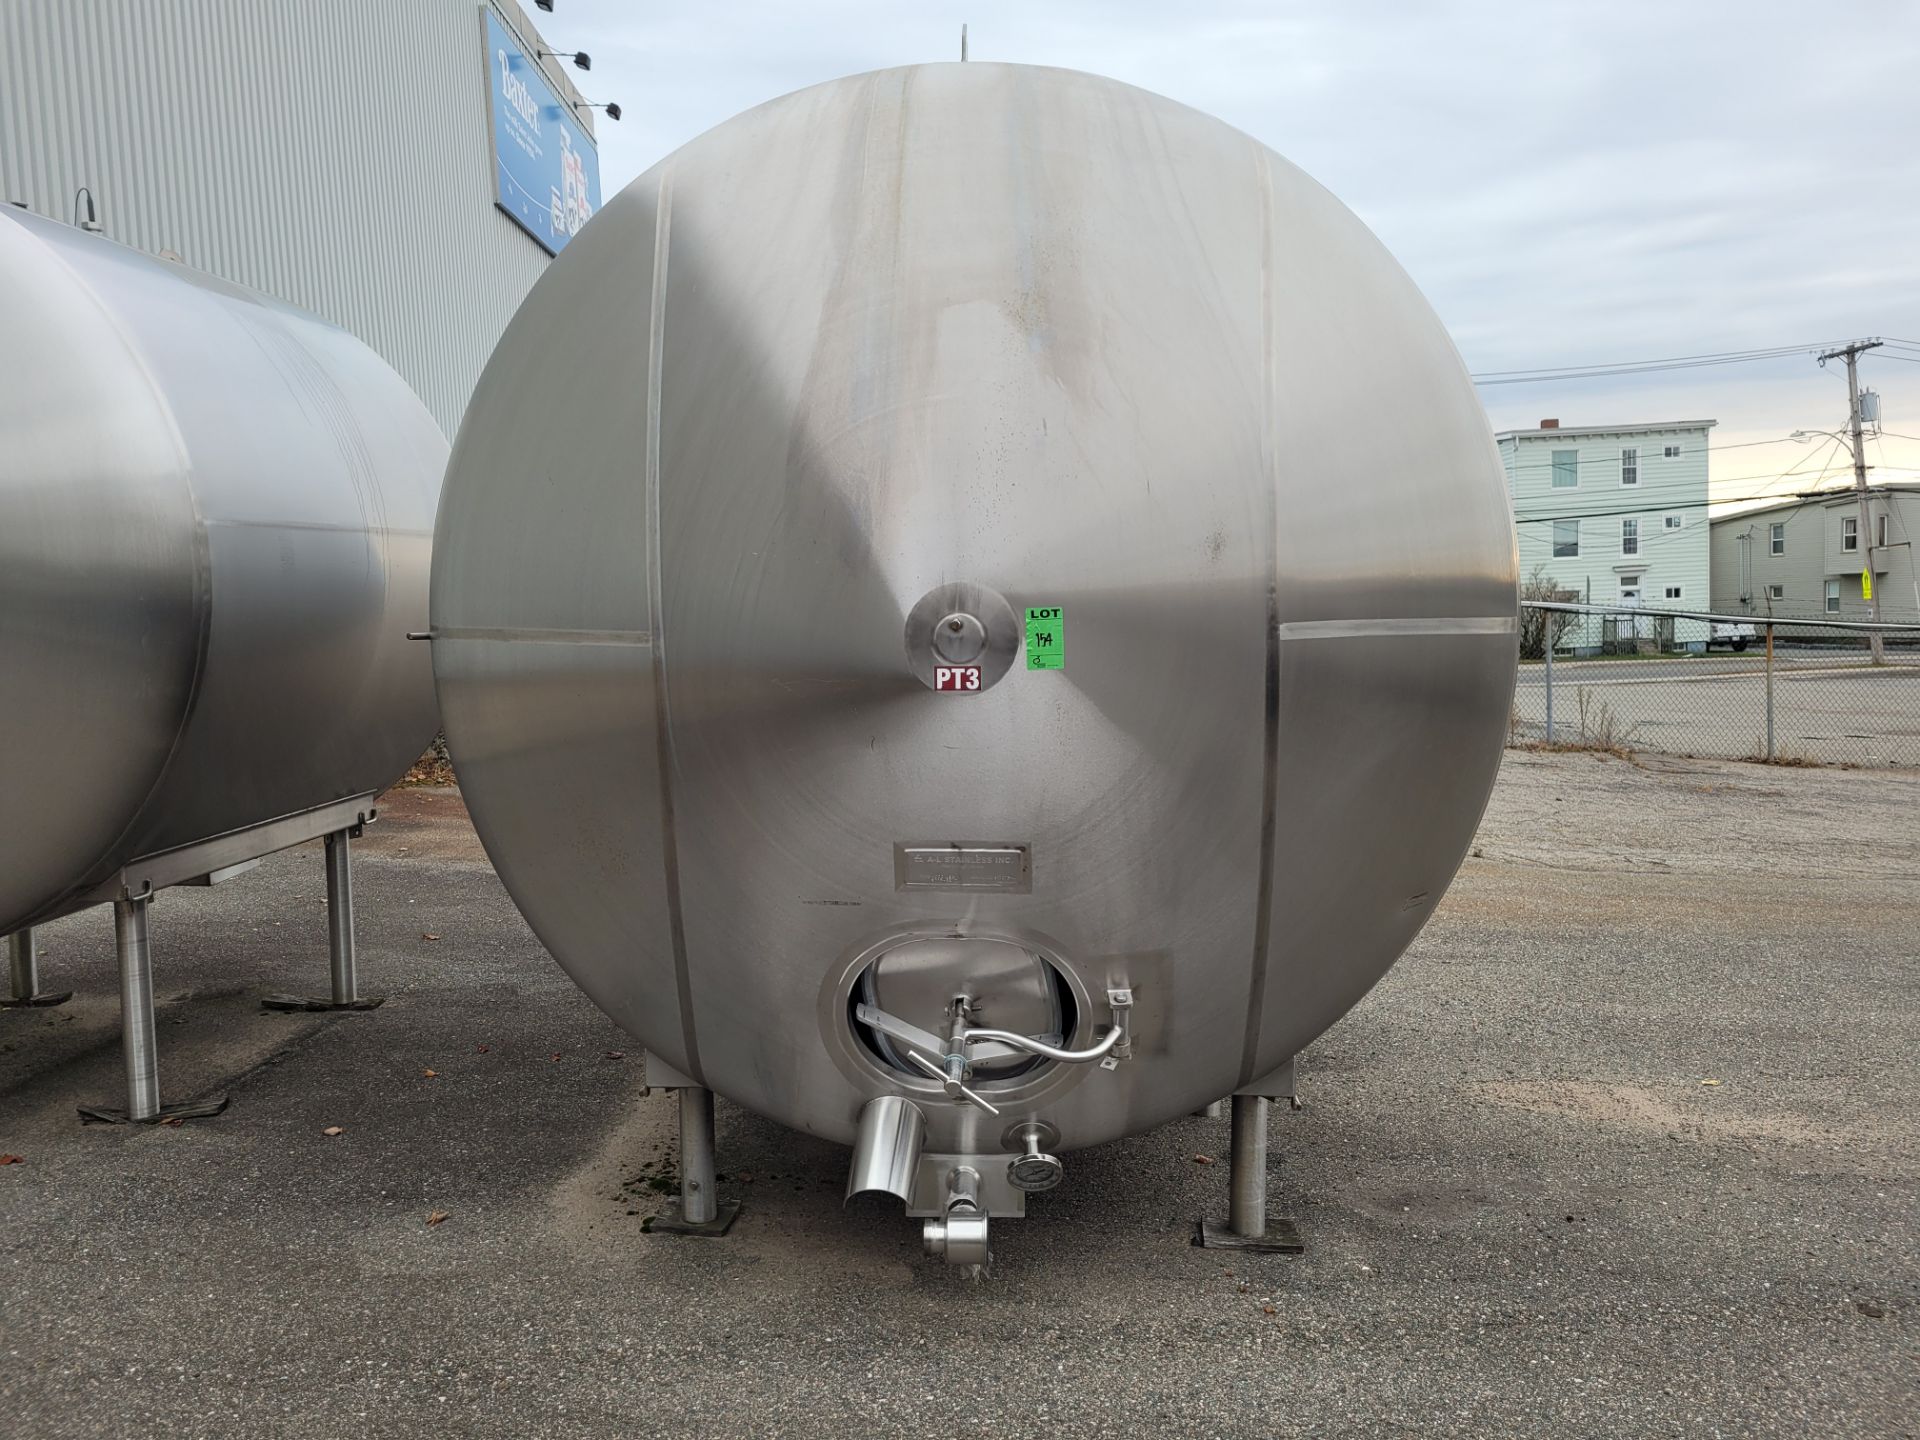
[1005,1122,1064,1193]
[922,1164,991,1267]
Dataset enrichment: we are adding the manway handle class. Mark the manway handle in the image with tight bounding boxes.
[904,1047,1002,1115]
[872,988,1135,1117]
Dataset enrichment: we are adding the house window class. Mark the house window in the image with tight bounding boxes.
[1664,586,1683,600]
[1621,518,1639,555]
[1770,522,1785,555]
[1665,514,1683,529]
[1843,516,1858,552]
[1552,519,1580,557]
[1551,450,1579,488]
[1664,444,1681,458]
[1878,514,1889,547]
[1825,579,1841,613]
[1620,447,1639,486]
[1768,584,1784,601]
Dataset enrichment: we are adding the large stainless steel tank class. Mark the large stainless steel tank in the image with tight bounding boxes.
[433,63,1517,1251]
[0,207,444,935]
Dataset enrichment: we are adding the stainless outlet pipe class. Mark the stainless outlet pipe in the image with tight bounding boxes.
[846,1096,927,1204]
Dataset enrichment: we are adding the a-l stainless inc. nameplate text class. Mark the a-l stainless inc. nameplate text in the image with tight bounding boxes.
[893,843,1032,894]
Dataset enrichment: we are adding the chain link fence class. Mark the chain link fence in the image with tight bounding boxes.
[1512,601,1920,767]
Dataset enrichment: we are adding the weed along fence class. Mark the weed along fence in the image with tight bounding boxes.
[1513,601,1920,767]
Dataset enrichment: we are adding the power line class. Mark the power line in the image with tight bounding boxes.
[1471,341,1850,386]
[1513,471,1920,524]
[1509,469,1920,515]
[1474,333,1920,385]
[1506,448,1885,507]
[1474,342,1833,379]
[1505,434,1920,522]
[1737,435,1851,502]
[1513,487,1863,524]
[1512,451,1886,524]
[1499,431,1843,473]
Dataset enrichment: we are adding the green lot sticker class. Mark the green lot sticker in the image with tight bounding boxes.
[1025,606,1065,670]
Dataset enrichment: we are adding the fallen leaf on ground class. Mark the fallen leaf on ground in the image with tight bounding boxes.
[1192,1154,1215,1165]
[160,1116,185,1127]
[1700,1078,1722,1087]
[0,1154,22,1165]
[550,1052,563,1062]
[475,1044,490,1054]
[604,1051,625,1060]
[322,1126,345,1137]
[422,1069,439,1078]
[1262,1304,1277,1316]
[425,1209,451,1227]
[421,932,441,942]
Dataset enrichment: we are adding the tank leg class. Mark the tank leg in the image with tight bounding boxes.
[2,928,73,1008]
[646,1086,740,1236]
[1191,1099,1224,1119]
[1228,1096,1270,1236]
[262,829,384,1012]
[1194,1094,1303,1253]
[78,896,227,1124]
[678,1087,717,1224]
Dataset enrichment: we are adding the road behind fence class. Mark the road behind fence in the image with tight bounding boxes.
[1513,601,1920,767]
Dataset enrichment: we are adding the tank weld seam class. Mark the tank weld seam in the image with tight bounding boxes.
[1238,145,1282,1091]
[199,519,431,537]
[1276,615,1518,641]
[644,170,703,1085]
[429,625,653,646]
[25,226,212,908]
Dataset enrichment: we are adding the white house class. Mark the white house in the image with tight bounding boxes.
[1496,418,1715,651]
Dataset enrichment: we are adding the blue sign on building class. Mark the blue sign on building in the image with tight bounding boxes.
[483,7,601,255]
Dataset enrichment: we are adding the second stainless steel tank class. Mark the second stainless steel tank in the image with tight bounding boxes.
[0,207,443,934]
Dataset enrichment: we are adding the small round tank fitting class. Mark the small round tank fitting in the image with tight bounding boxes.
[1005,1121,1065,1193]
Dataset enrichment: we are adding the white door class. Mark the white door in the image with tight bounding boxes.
[1619,577,1649,640]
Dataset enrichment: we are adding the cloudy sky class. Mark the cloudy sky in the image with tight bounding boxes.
[543,0,1920,508]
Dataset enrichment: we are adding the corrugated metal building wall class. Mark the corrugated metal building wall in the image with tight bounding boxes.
[0,0,591,436]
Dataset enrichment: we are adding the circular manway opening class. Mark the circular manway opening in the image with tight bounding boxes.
[849,937,1077,1086]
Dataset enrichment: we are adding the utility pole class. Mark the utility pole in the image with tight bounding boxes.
[1818,339,1885,663]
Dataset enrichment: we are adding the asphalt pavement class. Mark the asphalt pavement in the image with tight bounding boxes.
[1,754,1914,1438]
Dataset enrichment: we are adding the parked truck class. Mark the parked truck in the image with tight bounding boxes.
[1709,621,1759,651]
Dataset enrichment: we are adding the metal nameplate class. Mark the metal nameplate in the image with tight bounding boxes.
[893,843,1031,894]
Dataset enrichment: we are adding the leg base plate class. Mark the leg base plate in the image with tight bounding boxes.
[644,1200,741,1237]
[1,991,74,1009]
[261,994,384,1013]
[1194,1217,1305,1254]
[78,1094,230,1125]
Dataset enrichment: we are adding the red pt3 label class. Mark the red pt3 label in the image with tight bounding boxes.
[934,666,982,692]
